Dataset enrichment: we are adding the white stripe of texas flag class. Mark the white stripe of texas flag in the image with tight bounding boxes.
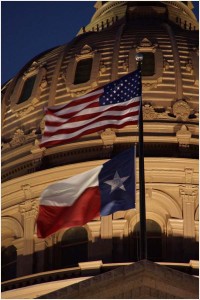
[40,165,102,207]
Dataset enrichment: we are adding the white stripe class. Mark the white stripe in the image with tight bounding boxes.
[47,99,99,118]
[40,165,102,207]
[48,89,104,112]
[41,115,139,144]
[45,97,141,124]
[45,105,140,132]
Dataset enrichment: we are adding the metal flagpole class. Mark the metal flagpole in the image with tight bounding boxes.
[135,53,147,260]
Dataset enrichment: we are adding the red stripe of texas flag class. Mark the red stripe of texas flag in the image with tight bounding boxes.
[37,187,100,238]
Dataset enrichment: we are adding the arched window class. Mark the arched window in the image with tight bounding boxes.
[18,74,37,104]
[131,219,162,261]
[1,245,17,281]
[74,58,93,84]
[10,64,46,113]
[60,227,88,267]
[141,52,155,76]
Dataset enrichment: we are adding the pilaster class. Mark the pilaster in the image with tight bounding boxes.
[34,238,46,273]
[111,24,125,81]
[100,215,113,262]
[19,184,38,275]
[12,238,25,278]
[179,168,198,260]
[163,23,183,99]
[180,185,198,238]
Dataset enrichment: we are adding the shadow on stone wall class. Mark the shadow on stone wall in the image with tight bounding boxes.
[1,234,199,286]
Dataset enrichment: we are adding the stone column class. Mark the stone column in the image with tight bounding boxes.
[34,238,45,273]
[100,215,113,262]
[12,238,25,278]
[180,168,198,260]
[19,184,38,276]
[167,219,184,261]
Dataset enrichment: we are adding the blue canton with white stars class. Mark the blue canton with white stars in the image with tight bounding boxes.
[99,69,142,106]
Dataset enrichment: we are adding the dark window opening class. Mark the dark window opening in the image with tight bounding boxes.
[18,75,37,104]
[131,219,162,261]
[61,227,88,267]
[141,52,155,76]
[1,245,17,281]
[74,58,93,84]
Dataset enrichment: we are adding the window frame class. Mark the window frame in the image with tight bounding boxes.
[10,63,46,115]
[140,52,155,76]
[73,57,93,85]
[128,38,163,88]
[17,74,38,104]
[64,44,101,97]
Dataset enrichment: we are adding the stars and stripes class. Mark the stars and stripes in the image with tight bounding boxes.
[39,69,141,148]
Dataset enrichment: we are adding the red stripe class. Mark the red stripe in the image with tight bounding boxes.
[48,92,103,113]
[45,101,140,125]
[46,101,99,120]
[36,187,100,238]
[40,120,138,148]
[44,111,139,137]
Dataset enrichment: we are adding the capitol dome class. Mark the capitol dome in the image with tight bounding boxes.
[2,1,199,298]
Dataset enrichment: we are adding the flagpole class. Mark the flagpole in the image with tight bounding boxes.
[135,53,147,260]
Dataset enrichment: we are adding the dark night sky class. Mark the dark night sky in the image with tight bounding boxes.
[1,1,199,85]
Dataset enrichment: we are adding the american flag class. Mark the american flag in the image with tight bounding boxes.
[40,69,141,148]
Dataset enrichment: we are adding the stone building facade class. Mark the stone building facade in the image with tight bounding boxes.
[1,1,199,298]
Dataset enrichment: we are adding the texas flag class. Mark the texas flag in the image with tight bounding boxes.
[36,147,136,238]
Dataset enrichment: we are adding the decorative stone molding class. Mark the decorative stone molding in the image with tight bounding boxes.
[1,141,11,150]
[40,117,46,134]
[122,58,129,72]
[113,219,128,238]
[180,185,198,239]
[143,104,157,120]
[163,58,170,71]
[136,37,158,53]
[100,128,116,146]
[167,219,183,237]
[99,61,108,75]
[4,129,37,149]
[85,222,101,242]
[23,61,43,75]
[70,83,98,98]
[172,99,191,121]
[10,129,26,147]
[184,168,193,184]
[2,217,24,239]
[15,97,39,118]
[75,45,96,60]
[180,185,198,199]
[31,139,46,160]
[79,260,103,271]
[19,199,38,218]
[142,80,159,91]
[21,184,33,200]
[185,59,193,73]
[176,125,192,147]
[39,76,48,89]
[81,45,93,55]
